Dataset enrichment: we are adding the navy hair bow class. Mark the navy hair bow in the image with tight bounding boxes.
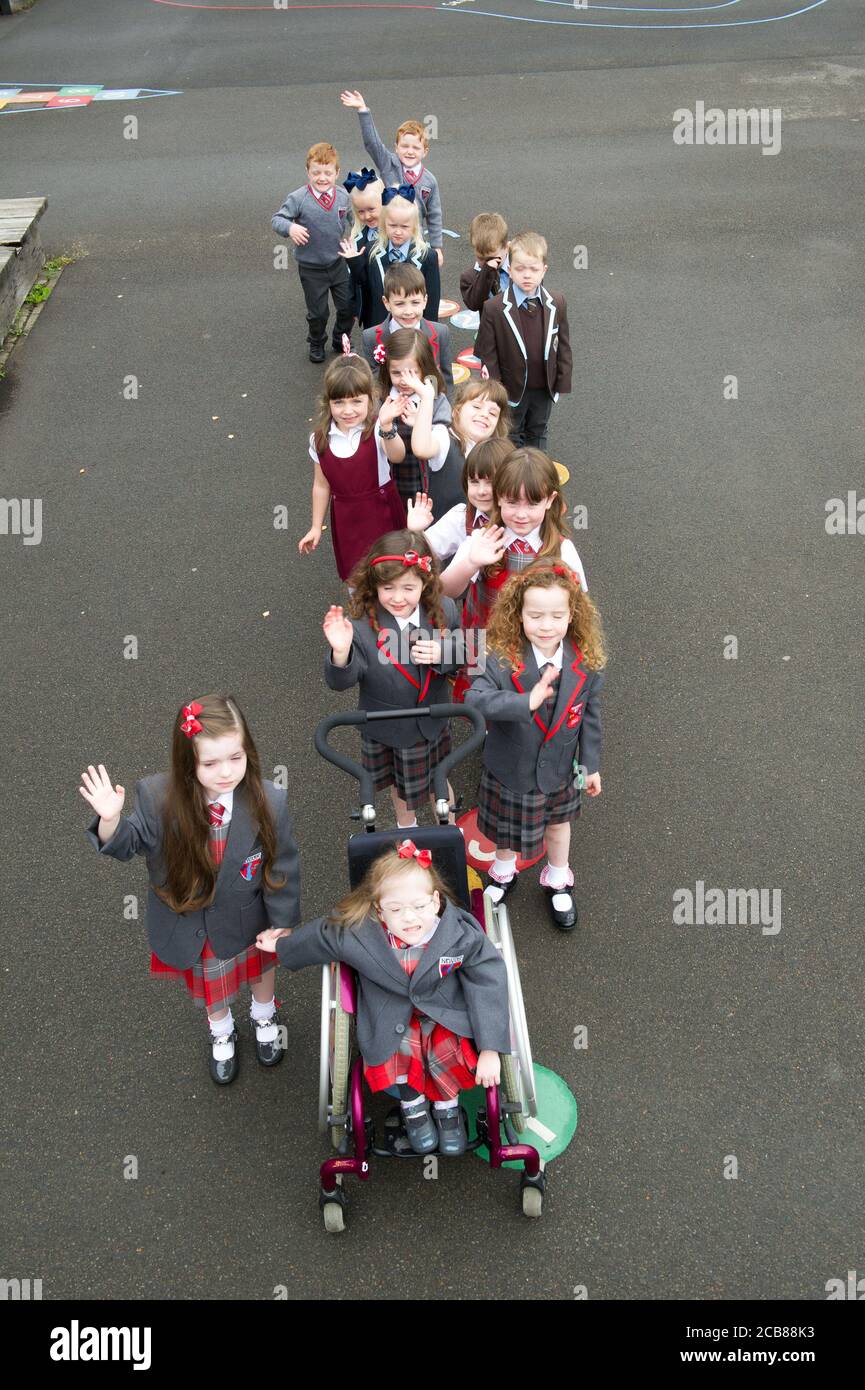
[382,184,416,206]
[343,167,377,193]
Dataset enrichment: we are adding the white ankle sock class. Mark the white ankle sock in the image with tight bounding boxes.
[433,1099,458,1112]
[490,856,516,883]
[209,1009,235,1060]
[250,995,278,1042]
[544,863,570,889]
[398,819,419,829]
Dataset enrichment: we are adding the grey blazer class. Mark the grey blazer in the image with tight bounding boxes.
[275,899,510,1063]
[324,598,463,748]
[466,640,604,794]
[361,318,453,390]
[86,774,301,969]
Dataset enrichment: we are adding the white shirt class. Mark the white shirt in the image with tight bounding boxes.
[426,503,488,561]
[393,606,421,631]
[530,641,563,672]
[451,524,588,591]
[309,419,392,487]
[387,387,450,472]
[207,788,234,825]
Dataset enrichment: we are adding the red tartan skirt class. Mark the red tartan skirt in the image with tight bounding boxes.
[150,939,268,1010]
[365,1012,479,1101]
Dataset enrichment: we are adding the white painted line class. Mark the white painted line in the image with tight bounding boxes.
[526,1115,556,1144]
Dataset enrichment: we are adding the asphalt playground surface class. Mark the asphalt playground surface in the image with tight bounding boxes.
[1,0,864,1302]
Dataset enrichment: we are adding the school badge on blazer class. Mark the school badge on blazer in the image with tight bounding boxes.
[566,701,584,729]
[438,955,464,978]
[240,851,263,880]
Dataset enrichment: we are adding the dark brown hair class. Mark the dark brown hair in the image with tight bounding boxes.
[347,529,447,631]
[157,694,286,914]
[486,563,607,672]
[382,262,427,299]
[462,437,515,529]
[378,328,445,398]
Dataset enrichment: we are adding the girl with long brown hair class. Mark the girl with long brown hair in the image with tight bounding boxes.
[466,563,606,933]
[299,352,406,583]
[257,840,509,1156]
[439,448,588,628]
[323,529,463,828]
[80,695,301,1085]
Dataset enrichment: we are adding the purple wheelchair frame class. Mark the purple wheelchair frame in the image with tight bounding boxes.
[319,966,541,1196]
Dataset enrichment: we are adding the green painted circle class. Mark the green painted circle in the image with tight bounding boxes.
[464,1064,578,1167]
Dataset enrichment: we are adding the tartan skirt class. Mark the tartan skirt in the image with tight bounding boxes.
[364,1012,479,1101]
[391,455,427,505]
[150,939,268,1010]
[360,727,451,810]
[477,767,581,860]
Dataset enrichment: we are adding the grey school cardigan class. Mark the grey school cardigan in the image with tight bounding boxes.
[271,184,351,266]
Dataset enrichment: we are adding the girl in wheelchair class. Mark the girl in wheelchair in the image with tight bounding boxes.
[257,839,509,1156]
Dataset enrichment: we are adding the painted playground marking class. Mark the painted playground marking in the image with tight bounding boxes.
[447,1,830,29]
[0,85,182,115]
[147,0,831,24]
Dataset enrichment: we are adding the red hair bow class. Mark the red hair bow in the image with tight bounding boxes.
[180,701,203,737]
[372,550,432,573]
[397,839,432,869]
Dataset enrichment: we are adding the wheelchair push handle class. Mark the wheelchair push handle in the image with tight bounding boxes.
[314,704,485,823]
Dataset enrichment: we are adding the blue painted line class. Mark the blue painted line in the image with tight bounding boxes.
[438,0,829,27]
[532,2,745,11]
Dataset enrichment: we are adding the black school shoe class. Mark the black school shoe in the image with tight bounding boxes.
[402,1101,438,1155]
[209,1029,239,1085]
[251,1011,285,1067]
[539,865,578,932]
[483,872,520,906]
[308,339,326,363]
[434,1104,468,1156]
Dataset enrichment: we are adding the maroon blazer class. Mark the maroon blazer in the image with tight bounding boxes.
[459,261,504,312]
[474,283,572,407]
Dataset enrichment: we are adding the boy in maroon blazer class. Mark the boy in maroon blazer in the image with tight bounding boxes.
[473,231,572,453]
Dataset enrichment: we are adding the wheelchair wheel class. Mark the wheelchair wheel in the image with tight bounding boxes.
[483,895,537,1123]
[318,963,352,1148]
[521,1180,544,1219]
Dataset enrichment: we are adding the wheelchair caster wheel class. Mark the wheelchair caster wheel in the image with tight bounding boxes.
[319,1180,347,1233]
[521,1185,543,1218]
[520,1172,545,1219]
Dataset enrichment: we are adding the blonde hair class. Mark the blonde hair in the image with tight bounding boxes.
[509,230,548,265]
[372,195,429,259]
[331,847,452,928]
[347,176,384,241]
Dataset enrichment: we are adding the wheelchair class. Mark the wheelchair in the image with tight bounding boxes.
[314,703,545,1232]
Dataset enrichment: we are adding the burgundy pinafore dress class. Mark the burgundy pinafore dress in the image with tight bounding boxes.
[317,431,406,582]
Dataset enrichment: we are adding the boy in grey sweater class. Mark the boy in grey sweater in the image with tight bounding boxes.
[340,90,443,266]
[271,140,355,362]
